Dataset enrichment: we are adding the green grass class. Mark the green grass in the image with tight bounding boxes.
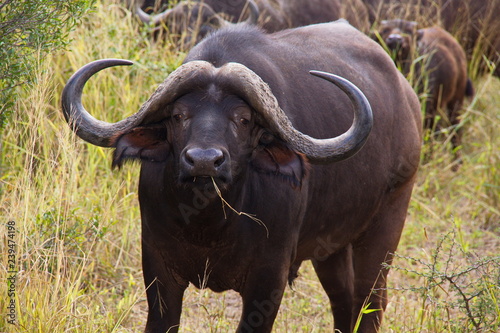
[1,1,498,332]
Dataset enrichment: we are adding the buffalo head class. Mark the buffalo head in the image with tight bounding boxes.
[375,19,419,62]
[61,59,372,191]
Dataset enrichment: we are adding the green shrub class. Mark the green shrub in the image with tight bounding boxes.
[0,0,96,131]
[388,229,500,332]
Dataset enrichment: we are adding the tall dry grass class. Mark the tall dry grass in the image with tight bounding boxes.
[1,1,498,332]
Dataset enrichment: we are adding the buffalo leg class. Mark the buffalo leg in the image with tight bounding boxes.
[312,245,355,333]
[236,266,289,333]
[447,99,463,158]
[350,185,414,332]
[143,242,188,333]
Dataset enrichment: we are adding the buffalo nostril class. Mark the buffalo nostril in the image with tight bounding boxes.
[184,152,195,166]
[214,154,225,167]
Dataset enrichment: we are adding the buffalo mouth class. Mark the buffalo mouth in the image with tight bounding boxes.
[386,38,403,51]
[180,175,230,186]
[177,175,232,202]
[178,167,233,191]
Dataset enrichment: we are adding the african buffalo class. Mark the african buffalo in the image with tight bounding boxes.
[135,0,259,26]
[375,19,473,157]
[135,0,259,46]
[62,21,421,332]
[364,0,500,76]
[136,0,370,45]
[252,0,370,32]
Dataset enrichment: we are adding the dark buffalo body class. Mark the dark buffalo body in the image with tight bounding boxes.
[364,0,500,76]
[136,0,370,45]
[376,19,472,156]
[251,0,369,32]
[62,22,421,332]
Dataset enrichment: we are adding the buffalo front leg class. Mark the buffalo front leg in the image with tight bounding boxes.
[312,245,355,333]
[142,242,188,333]
[236,265,289,333]
[350,184,415,332]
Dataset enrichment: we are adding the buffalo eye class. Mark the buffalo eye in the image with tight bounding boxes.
[240,117,250,126]
[260,132,274,144]
[173,114,183,122]
[381,28,392,35]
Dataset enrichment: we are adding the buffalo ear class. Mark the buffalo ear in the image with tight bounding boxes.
[251,140,308,188]
[112,125,169,168]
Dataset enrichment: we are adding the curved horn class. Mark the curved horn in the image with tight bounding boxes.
[62,59,134,147]
[216,0,259,27]
[135,2,173,25]
[61,59,217,147]
[217,63,373,163]
[242,0,259,25]
[136,0,259,30]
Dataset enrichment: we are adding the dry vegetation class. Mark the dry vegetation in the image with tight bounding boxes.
[1,1,498,332]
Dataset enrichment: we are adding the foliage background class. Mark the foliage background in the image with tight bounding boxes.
[0,0,96,130]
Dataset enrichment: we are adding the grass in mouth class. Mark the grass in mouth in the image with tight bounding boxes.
[211,176,269,238]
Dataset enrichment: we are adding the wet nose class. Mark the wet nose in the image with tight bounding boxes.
[183,147,226,176]
[386,34,403,47]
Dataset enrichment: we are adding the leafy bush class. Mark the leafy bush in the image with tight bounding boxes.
[388,229,500,332]
[0,0,96,131]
